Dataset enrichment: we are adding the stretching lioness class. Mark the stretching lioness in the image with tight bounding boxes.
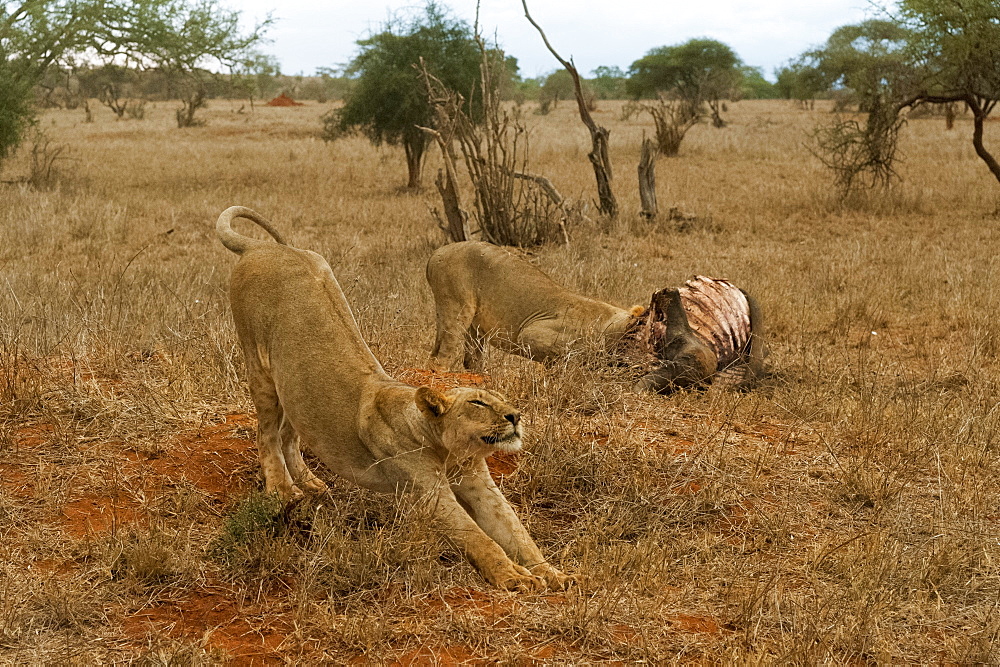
[217,207,571,592]
[428,241,764,391]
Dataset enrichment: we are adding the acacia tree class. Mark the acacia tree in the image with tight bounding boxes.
[325,3,483,189]
[804,3,1000,191]
[627,38,744,128]
[807,20,915,111]
[102,0,270,127]
[0,0,268,169]
[83,64,142,118]
[739,66,779,100]
[803,19,915,192]
[774,57,827,107]
[540,69,573,109]
[229,52,281,109]
[1,1,103,162]
[590,66,627,100]
[896,0,1000,185]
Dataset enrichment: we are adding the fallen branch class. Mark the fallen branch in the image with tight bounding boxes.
[512,171,573,244]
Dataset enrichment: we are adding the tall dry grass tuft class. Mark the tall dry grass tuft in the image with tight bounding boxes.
[0,99,999,662]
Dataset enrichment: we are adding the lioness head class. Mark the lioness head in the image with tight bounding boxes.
[415,386,524,456]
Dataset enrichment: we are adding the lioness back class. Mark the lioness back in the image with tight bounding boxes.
[427,241,570,332]
[427,242,628,364]
[230,242,386,455]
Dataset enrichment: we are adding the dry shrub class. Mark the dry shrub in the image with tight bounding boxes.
[209,491,294,575]
[26,130,69,189]
[625,95,701,156]
[0,560,104,644]
[810,100,904,193]
[212,488,448,597]
[109,528,186,585]
[421,45,567,246]
[294,490,446,597]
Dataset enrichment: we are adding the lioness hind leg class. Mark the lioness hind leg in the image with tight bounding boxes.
[279,417,328,495]
[463,325,487,371]
[431,303,476,372]
[249,378,301,502]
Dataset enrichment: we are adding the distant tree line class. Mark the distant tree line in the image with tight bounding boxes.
[37,0,996,200]
[321,2,788,188]
[32,62,357,112]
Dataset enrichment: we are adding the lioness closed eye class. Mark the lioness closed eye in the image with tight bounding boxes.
[216,206,572,592]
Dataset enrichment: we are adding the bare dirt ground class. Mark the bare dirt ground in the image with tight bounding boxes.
[1,98,999,663]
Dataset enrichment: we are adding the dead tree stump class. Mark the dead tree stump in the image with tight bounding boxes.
[638,138,659,219]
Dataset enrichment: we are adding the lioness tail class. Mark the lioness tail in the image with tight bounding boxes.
[216,206,287,254]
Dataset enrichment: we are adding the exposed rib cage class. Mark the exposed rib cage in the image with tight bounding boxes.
[678,276,752,372]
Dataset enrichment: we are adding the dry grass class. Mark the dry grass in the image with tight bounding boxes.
[1,97,999,663]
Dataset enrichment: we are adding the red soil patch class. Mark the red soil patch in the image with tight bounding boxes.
[151,413,258,501]
[45,357,129,394]
[485,451,520,482]
[61,494,141,538]
[715,501,754,533]
[265,93,304,107]
[30,557,79,575]
[391,645,481,666]
[423,587,520,617]
[666,438,695,455]
[50,413,257,540]
[9,422,54,448]
[625,422,695,454]
[671,480,703,495]
[397,368,488,391]
[733,420,816,454]
[668,614,724,634]
[610,623,639,642]
[712,497,776,541]
[530,642,578,661]
[0,462,33,498]
[123,588,290,665]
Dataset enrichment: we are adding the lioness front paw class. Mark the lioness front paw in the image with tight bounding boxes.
[530,563,576,591]
[501,573,546,593]
[266,481,304,503]
[487,564,545,593]
[299,477,329,495]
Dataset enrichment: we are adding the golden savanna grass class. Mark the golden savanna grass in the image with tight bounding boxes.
[2,97,1000,663]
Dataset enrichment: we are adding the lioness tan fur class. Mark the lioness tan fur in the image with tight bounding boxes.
[428,241,764,391]
[216,207,572,592]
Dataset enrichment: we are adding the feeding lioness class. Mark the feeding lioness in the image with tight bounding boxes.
[216,207,572,592]
[428,241,764,391]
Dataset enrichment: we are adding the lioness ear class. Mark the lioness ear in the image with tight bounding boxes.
[415,386,454,418]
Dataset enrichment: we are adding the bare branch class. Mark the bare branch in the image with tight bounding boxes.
[521,0,617,218]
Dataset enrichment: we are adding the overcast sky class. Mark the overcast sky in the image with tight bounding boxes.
[235,0,888,80]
